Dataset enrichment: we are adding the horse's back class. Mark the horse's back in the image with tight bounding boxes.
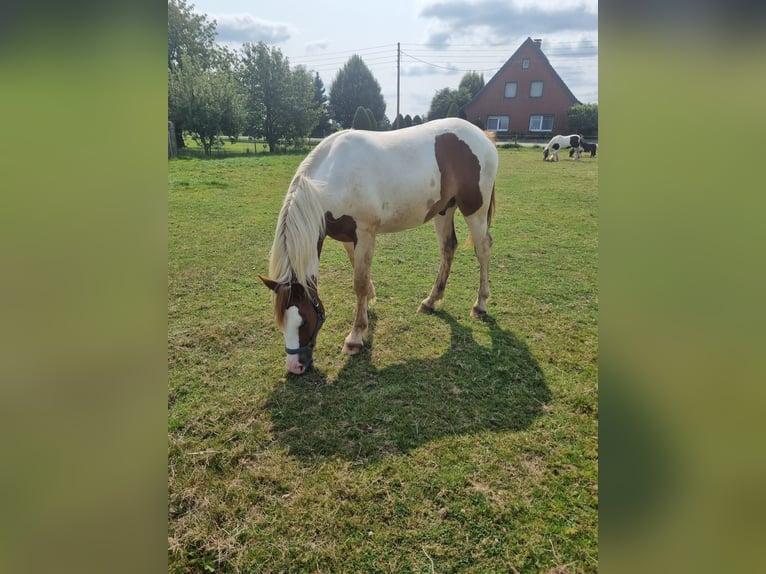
[301,119,498,233]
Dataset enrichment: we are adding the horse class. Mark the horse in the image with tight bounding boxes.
[570,140,597,158]
[259,117,499,375]
[542,134,583,161]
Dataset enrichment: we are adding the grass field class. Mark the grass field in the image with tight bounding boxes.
[168,145,598,572]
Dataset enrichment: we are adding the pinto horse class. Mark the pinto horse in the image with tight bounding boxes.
[542,134,583,161]
[259,118,499,374]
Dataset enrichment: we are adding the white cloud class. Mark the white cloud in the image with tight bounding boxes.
[401,61,461,77]
[212,13,295,44]
[419,0,598,47]
[304,39,329,54]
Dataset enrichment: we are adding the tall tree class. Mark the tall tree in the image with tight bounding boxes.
[310,72,332,138]
[328,55,386,129]
[458,71,485,100]
[240,43,319,152]
[167,0,219,148]
[168,0,217,70]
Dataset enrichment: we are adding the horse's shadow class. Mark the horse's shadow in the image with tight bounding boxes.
[265,311,550,463]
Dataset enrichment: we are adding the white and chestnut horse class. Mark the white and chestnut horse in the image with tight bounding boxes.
[542,134,584,161]
[259,118,499,374]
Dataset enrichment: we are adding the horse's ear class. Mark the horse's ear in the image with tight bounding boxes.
[259,275,280,292]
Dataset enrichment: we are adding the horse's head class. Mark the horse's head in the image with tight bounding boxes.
[259,276,325,375]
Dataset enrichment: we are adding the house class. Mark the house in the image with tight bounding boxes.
[462,38,581,137]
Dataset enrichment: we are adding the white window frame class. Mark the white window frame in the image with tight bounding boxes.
[528,115,554,132]
[530,81,543,98]
[486,115,509,132]
[504,82,517,98]
[522,59,530,70]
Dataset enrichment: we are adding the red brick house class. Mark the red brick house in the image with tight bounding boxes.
[462,37,581,137]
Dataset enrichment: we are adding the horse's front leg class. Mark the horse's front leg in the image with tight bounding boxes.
[342,241,375,303]
[342,231,376,355]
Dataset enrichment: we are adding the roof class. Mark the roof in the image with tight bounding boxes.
[463,37,581,111]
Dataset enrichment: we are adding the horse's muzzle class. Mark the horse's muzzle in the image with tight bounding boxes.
[286,350,314,375]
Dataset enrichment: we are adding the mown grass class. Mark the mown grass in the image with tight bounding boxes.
[168,146,598,572]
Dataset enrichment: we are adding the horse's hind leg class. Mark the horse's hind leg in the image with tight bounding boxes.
[465,214,492,318]
[419,208,458,313]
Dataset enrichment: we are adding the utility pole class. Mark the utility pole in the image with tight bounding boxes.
[396,42,400,125]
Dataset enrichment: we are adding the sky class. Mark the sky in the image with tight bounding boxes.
[188,0,598,119]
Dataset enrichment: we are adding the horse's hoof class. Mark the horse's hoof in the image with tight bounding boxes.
[418,302,435,314]
[471,306,487,319]
[342,342,363,355]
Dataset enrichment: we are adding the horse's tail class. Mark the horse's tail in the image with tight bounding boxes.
[269,174,326,289]
[487,183,496,229]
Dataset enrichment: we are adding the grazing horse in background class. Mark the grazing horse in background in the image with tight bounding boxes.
[543,134,583,161]
[570,140,598,158]
[259,118,499,375]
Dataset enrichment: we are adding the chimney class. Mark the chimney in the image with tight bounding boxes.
[533,38,542,47]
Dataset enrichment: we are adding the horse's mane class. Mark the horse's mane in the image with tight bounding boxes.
[269,173,326,290]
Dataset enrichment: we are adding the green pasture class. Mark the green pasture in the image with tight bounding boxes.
[168,145,598,572]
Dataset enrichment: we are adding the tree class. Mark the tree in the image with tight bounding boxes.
[427,72,485,121]
[240,43,319,152]
[168,0,217,70]
[310,73,332,138]
[458,71,484,100]
[329,55,386,129]
[168,0,220,148]
[427,87,458,121]
[446,103,459,117]
[168,54,246,155]
[568,103,598,137]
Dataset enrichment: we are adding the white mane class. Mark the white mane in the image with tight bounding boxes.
[268,173,326,288]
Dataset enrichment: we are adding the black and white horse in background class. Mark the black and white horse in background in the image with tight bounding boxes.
[570,140,597,158]
[543,134,584,161]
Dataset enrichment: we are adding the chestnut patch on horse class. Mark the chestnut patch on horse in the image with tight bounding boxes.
[427,132,482,222]
[325,211,357,245]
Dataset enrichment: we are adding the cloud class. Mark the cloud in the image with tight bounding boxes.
[419,0,597,47]
[304,39,329,54]
[212,14,295,45]
[401,62,462,77]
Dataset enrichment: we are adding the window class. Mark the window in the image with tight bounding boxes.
[504,82,517,98]
[530,81,543,98]
[529,115,554,132]
[486,115,509,132]
[522,59,530,69]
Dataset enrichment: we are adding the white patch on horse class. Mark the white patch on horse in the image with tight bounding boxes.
[283,305,304,374]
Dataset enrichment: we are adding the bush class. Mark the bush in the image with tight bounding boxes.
[568,103,598,137]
